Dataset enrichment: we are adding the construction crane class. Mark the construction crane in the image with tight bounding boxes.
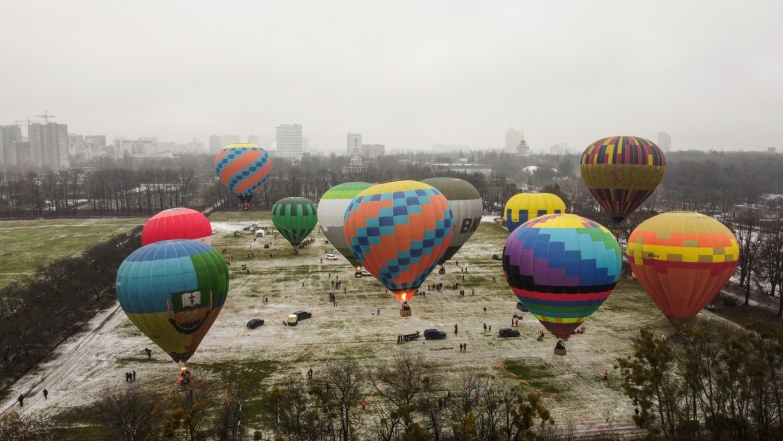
[34,111,55,123]
[13,118,32,126]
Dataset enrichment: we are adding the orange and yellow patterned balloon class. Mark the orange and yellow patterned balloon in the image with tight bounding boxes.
[627,211,738,323]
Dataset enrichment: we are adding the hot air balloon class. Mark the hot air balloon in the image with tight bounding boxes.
[503,214,621,355]
[421,177,483,265]
[343,180,453,316]
[271,197,318,250]
[215,143,272,210]
[503,193,566,233]
[116,240,229,363]
[317,182,373,266]
[142,208,213,246]
[580,136,665,225]
[627,211,739,323]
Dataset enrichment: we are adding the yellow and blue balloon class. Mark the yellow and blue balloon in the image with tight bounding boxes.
[116,240,229,363]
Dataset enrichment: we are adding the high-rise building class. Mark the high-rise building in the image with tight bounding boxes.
[657,132,671,152]
[209,135,222,153]
[0,125,23,166]
[276,124,303,158]
[347,133,362,156]
[13,142,30,165]
[362,144,385,157]
[85,135,107,157]
[505,127,525,154]
[28,122,70,170]
[188,138,206,153]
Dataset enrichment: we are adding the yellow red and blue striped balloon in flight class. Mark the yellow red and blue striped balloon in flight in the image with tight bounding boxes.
[580,136,665,225]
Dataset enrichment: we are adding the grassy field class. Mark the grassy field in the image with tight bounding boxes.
[2,213,690,434]
[0,218,145,289]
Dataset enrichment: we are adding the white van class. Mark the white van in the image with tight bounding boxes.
[255,230,265,237]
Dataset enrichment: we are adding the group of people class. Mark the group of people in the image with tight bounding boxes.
[458,343,468,352]
[510,317,520,327]
[125,370,137,382]
[16,390,49,407]
[328,292,338,306]
[483,323,492,332]
[428,283,444,292]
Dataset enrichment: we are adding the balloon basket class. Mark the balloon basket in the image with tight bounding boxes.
[554,348,567,356]
[438,267,446,275]
[400,303,412,317]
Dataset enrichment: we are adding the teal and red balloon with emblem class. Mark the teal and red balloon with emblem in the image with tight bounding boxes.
[116,240,229,363]
[343,180,454,302]
[502,214,621,340]
[214,143,272,207]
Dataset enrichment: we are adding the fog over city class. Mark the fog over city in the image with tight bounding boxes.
[1,1,782,152]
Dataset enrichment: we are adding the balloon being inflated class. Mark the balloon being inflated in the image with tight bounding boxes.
[142,207,213,246]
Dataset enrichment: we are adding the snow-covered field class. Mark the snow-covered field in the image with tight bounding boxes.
[1,217,675,432]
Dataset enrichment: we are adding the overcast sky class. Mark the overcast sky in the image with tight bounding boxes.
[1,1,782,153]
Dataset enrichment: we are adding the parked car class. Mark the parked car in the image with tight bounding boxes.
[423,329,447,340]
[325,253,338,260]
[287,314,299,326]
[246,319,264,329]
[498,328,520,337]
[293,310,312,320]
[360,270,371,277]
[516,302,528,312]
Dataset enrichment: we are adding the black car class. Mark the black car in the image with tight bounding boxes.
[293,310,312,320]
[498,328,520,337]
[423,329,447,340]
[516,302,528,312]
[246,319,265,329]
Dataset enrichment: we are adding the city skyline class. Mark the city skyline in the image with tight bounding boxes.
[2,2,782,153]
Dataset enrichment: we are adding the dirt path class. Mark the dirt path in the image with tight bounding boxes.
[0,303,127,416]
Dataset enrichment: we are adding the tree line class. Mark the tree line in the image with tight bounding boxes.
[617,318,783,441]
[0,227,141,388]
[1,353,639,441]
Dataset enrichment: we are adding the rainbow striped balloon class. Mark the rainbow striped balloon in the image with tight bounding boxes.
[214,143,272,205]
[502,214,621,339]
[344,180,453,302]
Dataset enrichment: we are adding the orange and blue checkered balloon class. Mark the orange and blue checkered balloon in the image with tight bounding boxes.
[503,214,621,339]
[214,143,272,204]
[344,180,454,302]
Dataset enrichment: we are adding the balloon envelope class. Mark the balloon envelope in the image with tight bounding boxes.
[142,208,213,246]
[503,214,621,339]
[580,136,665,225]
[344,180,454,301]
[215,143,272,204]
[116,240,229,363]
[503,193,566,233]
[317,182,373,266]
[627,211,739,323]
[272,197,318,248]
[421,177,482,264]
